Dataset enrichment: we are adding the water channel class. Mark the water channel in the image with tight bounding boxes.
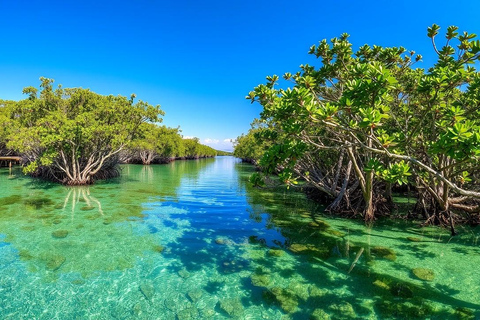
[0,157,479,319]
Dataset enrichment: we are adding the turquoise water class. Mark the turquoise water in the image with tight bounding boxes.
[0,156,479,319]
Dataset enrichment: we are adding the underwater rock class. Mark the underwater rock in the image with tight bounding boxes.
[329,302,356,319]
[289,243,310,253]
[178,269,191,279]
[308,220,330,230]
[287,282,309,300]
[177,307,199,320]
[270,287,298,313]
[103,218,113,225]
[24,197,54,209]
[71,279,85,285]
[54,204,63,210]
[267,249,284,257]
[52,230,69,239]
[309,285,327,298]
[262,290,277,305]
[164,298,177,312]
[37,213,54,219]
[371,246,397,261]
[289,243,330,259]
[248,249,265,260]
[44,253,66,271]
[455,307,475,320]
[53,219,62,225]
[200,308,216,318]
[407,237,422,242]
[326,229,346,237]
[311,308,331,320]
[251,273,270,287]
[18,250,33,260]
[132,303,143,317]
[218,298,244,318]
[187,289,203,302]
[139,282,155,301]
[0,194,22,206]
[372,279,390,291]
[153,245,164,253]
[215,238,230,245]
[376,299,435,319]
[390,283,414,298]
[412,268,435,281]
[27,264,39,273]
[80,206,95,211]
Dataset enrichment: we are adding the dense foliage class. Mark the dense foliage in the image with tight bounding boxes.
[216,149,233,156]
[182,137,217,159]
[0,101,16,157]
[122,124,184,164]
[238,25,480,233]
[0,78,218,184]
[3,78,162,184]
[122,132,217,164]
[233,122,271,164]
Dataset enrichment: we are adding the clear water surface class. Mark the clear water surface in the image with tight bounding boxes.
[0,156,479,319]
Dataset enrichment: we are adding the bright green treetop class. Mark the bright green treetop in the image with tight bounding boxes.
[7,77,163,185]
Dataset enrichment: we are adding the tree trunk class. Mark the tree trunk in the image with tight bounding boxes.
[328,160,352,211]
[446,210,457,236]
[65,175,93,186]
[364,169,374,221]
[346,146,375,219]
[385,182,393,206]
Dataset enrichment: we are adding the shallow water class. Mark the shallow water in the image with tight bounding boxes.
[0,157,479,319]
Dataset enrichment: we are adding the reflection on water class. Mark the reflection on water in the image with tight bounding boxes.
[0,157,479,319]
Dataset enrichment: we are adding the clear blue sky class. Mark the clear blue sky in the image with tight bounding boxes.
[1,0,479,151]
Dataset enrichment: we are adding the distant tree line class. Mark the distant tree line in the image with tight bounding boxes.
[216,149,233,156]
[121,126,217,165]
[235,25,480,234]
[0,77,218,185]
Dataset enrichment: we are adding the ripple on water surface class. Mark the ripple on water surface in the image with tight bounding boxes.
[0,157,479,319]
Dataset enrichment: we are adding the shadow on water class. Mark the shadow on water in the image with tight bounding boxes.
[0,160,215,281]
[0,191,155,280]
[159,160,480,319]
[242,165,480,318]
[1,159,479,319]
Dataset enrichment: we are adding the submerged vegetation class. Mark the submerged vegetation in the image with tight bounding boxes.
[0,78,217,185]
[3,158,479,318]
[236,25,480,233]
